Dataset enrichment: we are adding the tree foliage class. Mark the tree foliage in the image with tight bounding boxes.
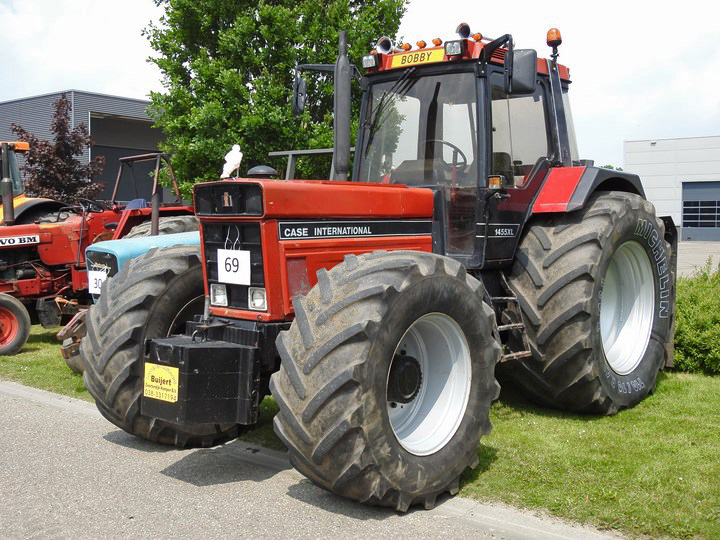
[11,94,105,200]
[145,0,405,195]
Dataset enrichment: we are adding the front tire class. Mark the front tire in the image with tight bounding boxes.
[505,192,674,414]
[271,251,501,511]
[81,245,239,447]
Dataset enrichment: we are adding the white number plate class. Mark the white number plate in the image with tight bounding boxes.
[88,269,108,294]
[217,248,251,285]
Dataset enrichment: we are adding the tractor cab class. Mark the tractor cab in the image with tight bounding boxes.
[0,141,73,226]
[350,27,581,267]
[286,26,607,269]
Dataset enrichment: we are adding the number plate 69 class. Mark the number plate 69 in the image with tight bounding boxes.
[217,248,251,285]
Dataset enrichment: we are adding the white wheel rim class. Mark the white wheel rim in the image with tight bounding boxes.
[387,313,471,456]
[600,241,655,375]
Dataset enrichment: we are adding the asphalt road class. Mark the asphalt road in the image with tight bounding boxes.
[677,241,720,276]
[0,382,621,540]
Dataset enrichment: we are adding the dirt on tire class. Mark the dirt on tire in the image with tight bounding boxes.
[504,191,674,414]
[271,250,501,511]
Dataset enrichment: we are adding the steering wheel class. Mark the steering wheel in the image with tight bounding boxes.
[420,139,468,180]
[75,198,109,213]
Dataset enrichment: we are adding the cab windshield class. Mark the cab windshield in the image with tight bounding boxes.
[358,71,477,187]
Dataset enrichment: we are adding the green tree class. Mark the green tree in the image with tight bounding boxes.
[601,164,624,171]
[11,94,105,200]
[145,0,405,195]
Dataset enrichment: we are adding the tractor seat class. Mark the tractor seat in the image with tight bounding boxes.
[125,198,148,210]
[492,152,514,184]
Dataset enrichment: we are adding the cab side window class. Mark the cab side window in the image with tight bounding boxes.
[490,74,549,187]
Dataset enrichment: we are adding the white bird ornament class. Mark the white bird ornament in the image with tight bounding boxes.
[221,144,243,178]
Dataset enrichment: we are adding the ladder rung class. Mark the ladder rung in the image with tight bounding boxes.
[491,296,518,303]
[501,351,533,361]
[497,323,525,331]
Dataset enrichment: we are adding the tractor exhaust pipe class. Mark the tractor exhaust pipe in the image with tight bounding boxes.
[333,31,351,181]
[1,143,15,226]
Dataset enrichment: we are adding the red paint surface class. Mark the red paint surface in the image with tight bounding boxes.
[197,179,435,220]
[531,166,586,213]
[200,181,435,321]
[278,235,432,317]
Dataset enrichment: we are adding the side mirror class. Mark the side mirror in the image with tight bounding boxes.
[292,74,307,116]
[508,49,537,94]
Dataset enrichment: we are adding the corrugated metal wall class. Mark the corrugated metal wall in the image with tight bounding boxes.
[0,92,62,145]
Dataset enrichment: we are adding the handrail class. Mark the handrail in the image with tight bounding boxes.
[268,148,355,180]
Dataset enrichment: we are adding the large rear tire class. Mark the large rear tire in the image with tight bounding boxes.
[271,251,501,511]
[0,293,31,356]
[123,215,199,238]
[505,192,674,414]
[81,245,239,447]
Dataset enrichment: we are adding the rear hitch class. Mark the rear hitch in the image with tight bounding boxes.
[57,309,87,360]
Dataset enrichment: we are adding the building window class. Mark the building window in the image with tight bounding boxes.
[683,200,719,228]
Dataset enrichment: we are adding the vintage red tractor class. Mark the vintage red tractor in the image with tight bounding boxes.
[0,147,196,355]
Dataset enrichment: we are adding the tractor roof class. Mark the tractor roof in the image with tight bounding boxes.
[364,38,570,82]
[0,142,29,152]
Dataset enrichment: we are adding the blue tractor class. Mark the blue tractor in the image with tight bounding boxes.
[59,232,201,373]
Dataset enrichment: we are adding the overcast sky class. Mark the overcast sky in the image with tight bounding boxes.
[1,0,718,168]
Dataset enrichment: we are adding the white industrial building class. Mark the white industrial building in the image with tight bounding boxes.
[624,136,720,241]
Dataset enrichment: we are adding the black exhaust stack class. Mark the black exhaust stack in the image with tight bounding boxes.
[1,143,15,226]
[333,31,351,181]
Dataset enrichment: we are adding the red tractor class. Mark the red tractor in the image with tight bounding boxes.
[0,148,196,355]
[81,27,676,511]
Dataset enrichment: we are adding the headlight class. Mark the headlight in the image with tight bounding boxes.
[248,287,267,311]
[444,40,464,56]
[210,283,228,306]
[362,54,380,69]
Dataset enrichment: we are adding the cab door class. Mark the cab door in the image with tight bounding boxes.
[479,70,553,263]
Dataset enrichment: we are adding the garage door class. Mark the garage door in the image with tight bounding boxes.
[682,182,720,241]
[93,145,175,203]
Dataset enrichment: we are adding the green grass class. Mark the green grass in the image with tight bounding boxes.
[3,327,720,538]
[0,325,90,400]
[463,374,720,538]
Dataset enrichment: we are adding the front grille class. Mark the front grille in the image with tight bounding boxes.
[195,183,263,216]
[86,250,120,301]
[86,250,119,277]
[203,223,264,310]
